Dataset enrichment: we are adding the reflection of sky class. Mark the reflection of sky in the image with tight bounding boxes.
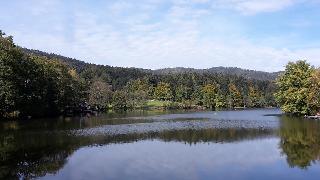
[153,108,282,121]
[42,138,320,180]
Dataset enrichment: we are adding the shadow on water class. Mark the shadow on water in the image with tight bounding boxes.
[1,109,320,179]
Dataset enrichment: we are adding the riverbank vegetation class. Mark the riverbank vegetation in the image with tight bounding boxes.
[0,31,276,119]
[275,61,320,116]
[0,31,86,118]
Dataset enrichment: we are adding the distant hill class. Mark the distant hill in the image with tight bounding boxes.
[21,48,280,82]
[154,67,280,81]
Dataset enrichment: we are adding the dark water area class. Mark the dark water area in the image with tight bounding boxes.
[1,109,320,180]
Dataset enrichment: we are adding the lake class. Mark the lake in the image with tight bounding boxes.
[1,108,320,180]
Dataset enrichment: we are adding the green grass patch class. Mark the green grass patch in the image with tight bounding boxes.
[146,100,171,107]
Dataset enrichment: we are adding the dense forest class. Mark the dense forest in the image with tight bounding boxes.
[1,31,278,119]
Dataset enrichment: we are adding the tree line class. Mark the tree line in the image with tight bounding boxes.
[1,31,276,119]
[65,61,277,111]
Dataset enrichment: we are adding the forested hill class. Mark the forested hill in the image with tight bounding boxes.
[22,48,279,82]
[154,67,280,81]
[21,48,151,89]
[21,48,88,72]
[1,30,279,119]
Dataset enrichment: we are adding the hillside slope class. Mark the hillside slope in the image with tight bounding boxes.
[22,48,279,82]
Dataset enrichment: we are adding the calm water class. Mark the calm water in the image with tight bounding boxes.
[1,109,320,180]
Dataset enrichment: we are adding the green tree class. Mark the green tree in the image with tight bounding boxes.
[126,78,150,108]
[191,86,203,106]
[228,83,243,108]
[202,84,218,109]
[275,61,314,115]
[307,68,320,115]
[0,32,17,117]
[154,82,172,101]
[248,85,260,107]
[175,85,191,102]
[215,91,226,108]
[112,90,129,109]
[88,78,112,110]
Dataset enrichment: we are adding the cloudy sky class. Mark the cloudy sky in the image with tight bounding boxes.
[1,0,320,72]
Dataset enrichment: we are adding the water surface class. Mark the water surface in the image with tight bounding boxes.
[1,109,320,179]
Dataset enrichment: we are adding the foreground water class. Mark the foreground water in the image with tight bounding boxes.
[1,109,320,179]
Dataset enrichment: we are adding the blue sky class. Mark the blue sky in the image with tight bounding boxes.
[1,0,320,72]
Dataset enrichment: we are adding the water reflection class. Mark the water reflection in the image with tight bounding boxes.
[279,116,320,169]
[1,127,276,179]
[1,109,320,179]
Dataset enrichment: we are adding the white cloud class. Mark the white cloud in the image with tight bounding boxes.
[109,1,133,15]
[212,0,296,15]
[2,0,320,72]
[292,48,320,65]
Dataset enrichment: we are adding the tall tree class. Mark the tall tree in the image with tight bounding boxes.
[248,85,260,107]
[88,78,112,110]
[154,82,172,101]
[126,78,150,108]
[307,68,320,115]
[202,84,218,109]
[191,86,203,106]
[112,90,129,109]
[175,85,191,102]
[275,60,314,115]
[228,83,243,108]
[215,91,226,108]
[0,32,17,117]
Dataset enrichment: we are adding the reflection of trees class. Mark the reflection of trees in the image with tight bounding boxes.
[0,111,180,131]
[0,127,275,179]
[279,116,320,169]
[0,132,81,179]
[156,128,274,144]
[4,113,320,178]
